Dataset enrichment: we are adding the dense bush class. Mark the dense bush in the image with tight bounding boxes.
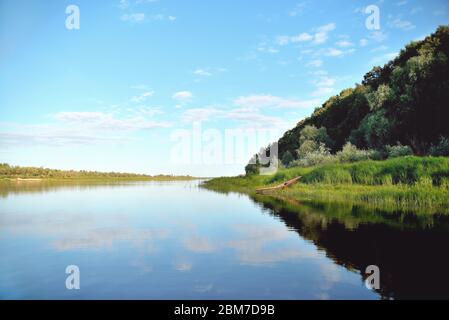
[291,144,337,167]
[430,137,449,156]
[336,143,380,163]
[296,125,333,158]
[386,144,413,158]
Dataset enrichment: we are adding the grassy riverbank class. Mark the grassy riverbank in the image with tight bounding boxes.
[203,156,449,212]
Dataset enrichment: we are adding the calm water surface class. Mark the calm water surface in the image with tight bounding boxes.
[1,181,448,299]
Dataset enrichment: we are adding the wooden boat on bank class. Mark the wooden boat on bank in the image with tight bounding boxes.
[256,176,301,194]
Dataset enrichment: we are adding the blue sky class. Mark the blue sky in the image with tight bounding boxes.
[1,0,448,176]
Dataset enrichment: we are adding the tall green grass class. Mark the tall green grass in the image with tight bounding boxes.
[301,156,449,186]
[202,156,449,212]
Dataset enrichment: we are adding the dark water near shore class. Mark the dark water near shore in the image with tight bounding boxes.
[1,180,448,299]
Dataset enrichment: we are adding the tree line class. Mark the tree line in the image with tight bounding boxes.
[246,25,449,175]
[0,163,194,180]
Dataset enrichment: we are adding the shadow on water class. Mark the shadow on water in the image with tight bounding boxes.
[247,194,449,300]
[204,184,449,300]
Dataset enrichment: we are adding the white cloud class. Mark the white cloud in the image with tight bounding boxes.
[311,87,335,97]
[257,43,279,54]
[309,70,328,76]
[0,109,170,147]
[354,6,365,14]
[181,108,221,123]
[369,31,388,42]
[300,49,314,54]
[336,40,354,47]
[276,22,336,46]
[313,23,336,44]
[53,111,168,131]
[119,0,160,9]
[0,131,127,147]
[118,0,130,10]
[130,91,154,103]
[224,107,287,129]
[194,69,212,77]
[54,112,107,123]
[310,74,337,97]
[234,95,319,109]
[326,48,344,57]
[314,76,336,88]
[133,106,163,117]
[130,84,149,90]
[118,1,175,23]
[324,48,354,57]
[120,13,145,23]
[181,106,290,129]
[292,33,314,42]
[388,17,415,31]
[317,23,336,33]
[288,2,306,17]
[306,59,323,68]
[313,31,329,45]
[359,38,368,47]
[173,91,193,103]
[276,36,290,46]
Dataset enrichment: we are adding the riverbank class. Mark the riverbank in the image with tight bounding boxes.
[202,156,449,213]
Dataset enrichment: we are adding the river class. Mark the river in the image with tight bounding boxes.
[1,180,448,299]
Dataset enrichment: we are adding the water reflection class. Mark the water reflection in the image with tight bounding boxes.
[0,180,419,299]
[0,180,201,198]
[248,194,449,299]
[226,224,319,266]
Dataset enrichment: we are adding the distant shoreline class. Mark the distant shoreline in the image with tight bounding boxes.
[1,176,200,182]
[0,163,201,181]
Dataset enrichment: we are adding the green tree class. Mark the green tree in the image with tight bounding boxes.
[353,109,393,150]
[297,125,333,158]
[249,26,449,167]
[245,154,260,176]
[281,150,294,167]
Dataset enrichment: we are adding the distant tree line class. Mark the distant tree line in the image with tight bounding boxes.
[246,25,449,175]
[0,163,194,180]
